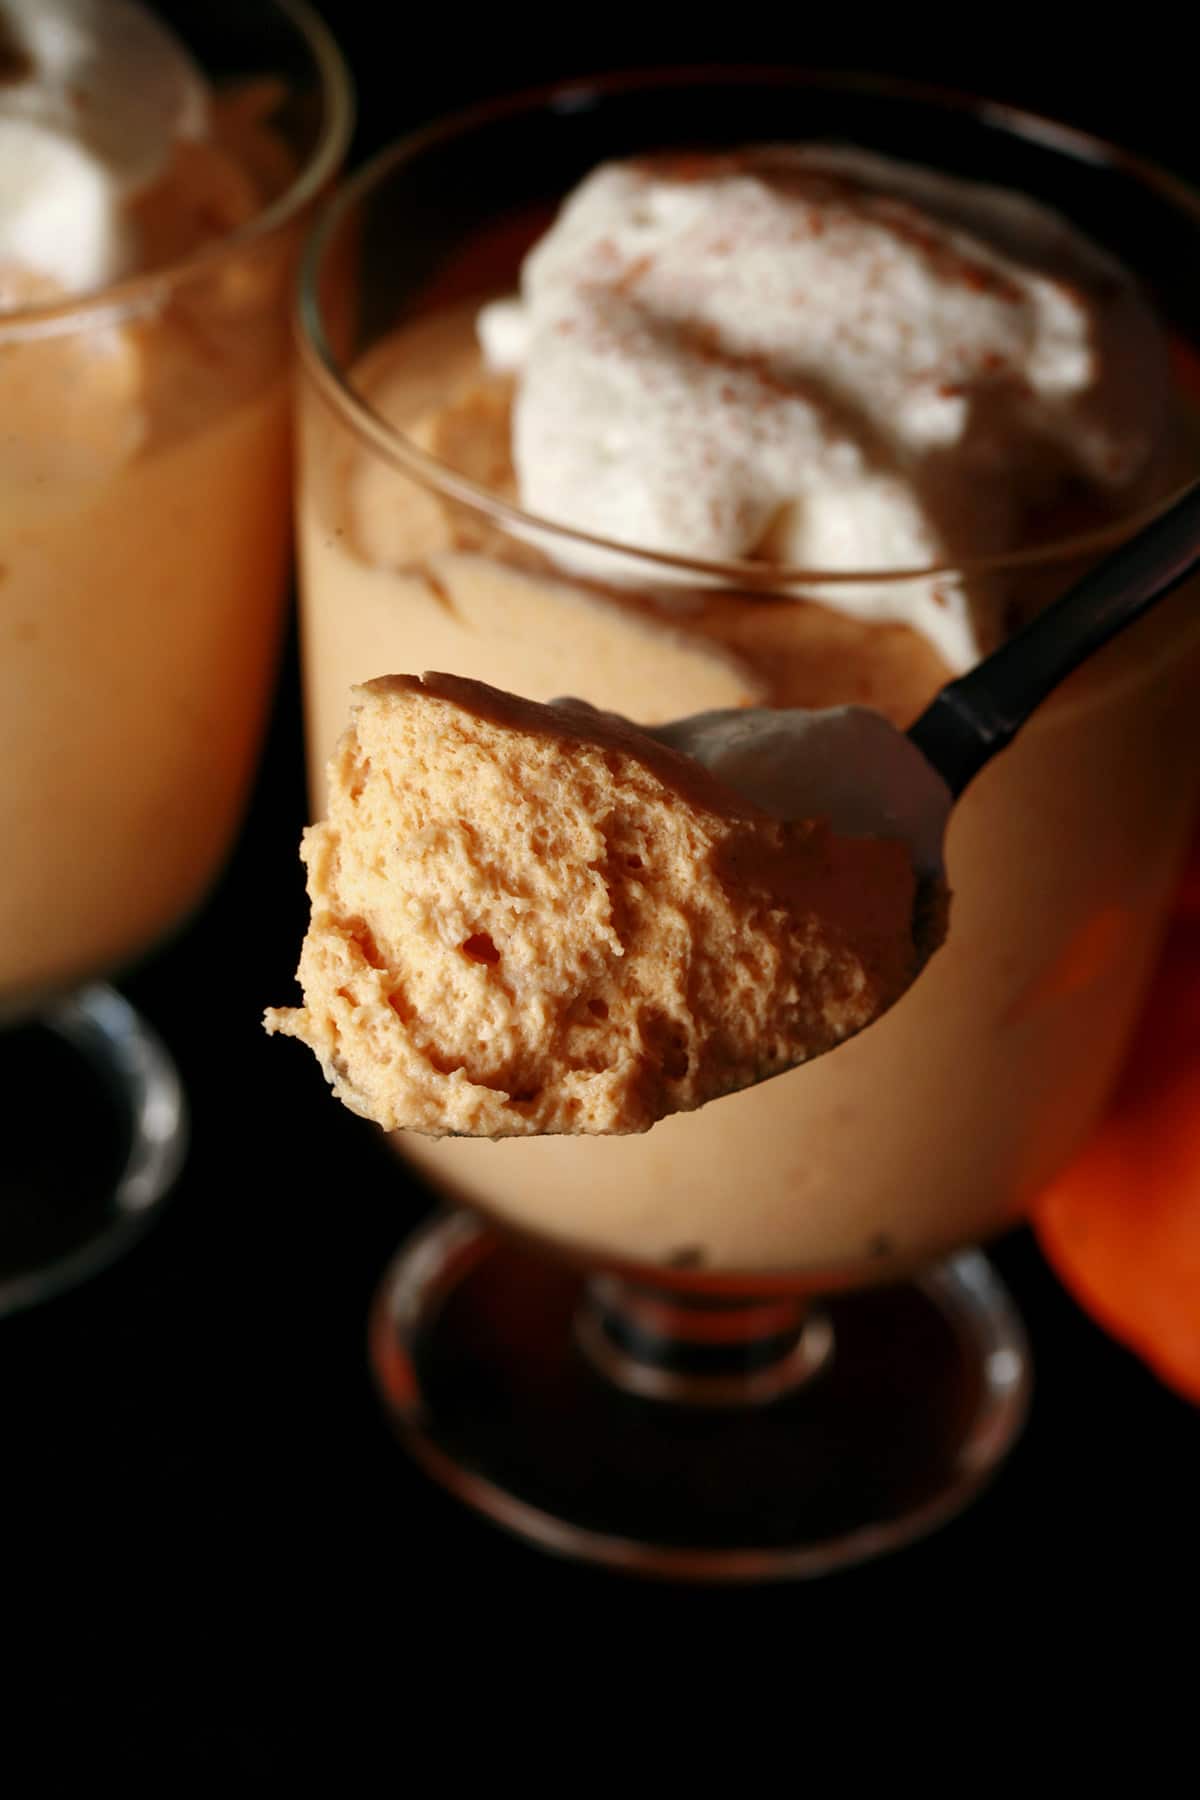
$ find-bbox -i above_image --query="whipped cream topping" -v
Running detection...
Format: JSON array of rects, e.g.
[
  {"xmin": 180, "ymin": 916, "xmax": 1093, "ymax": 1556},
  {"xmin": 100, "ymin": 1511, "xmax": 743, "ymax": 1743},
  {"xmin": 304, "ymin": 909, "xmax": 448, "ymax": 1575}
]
[
  {"xmin": 0, "ymin": 0, "xmax": 209, "ymax": 297},
  {"xmin": 480, "ymin": 148, "xmax": 1170, "ymax": 669},
  {"xmin": 651, "ymin": 703, "xmax": 952, "ymax": 877}
]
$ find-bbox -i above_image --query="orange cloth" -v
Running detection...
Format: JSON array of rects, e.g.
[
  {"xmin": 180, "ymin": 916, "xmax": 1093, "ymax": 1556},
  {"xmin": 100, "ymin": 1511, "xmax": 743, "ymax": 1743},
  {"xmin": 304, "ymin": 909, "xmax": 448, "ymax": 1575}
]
[{"xmin": 1035, "ymin": 835, "xmax": 1200, "ymax": 1403}]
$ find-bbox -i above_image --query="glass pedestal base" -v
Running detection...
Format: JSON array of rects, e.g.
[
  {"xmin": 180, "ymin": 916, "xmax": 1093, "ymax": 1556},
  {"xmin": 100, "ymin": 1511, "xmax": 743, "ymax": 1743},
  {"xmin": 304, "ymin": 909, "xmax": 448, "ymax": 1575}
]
[
  {"xmin": 0, "ymin": 985, "xmax": 187, "ymax": 1317},
  {"xmin": 370, "ymin": 1211, "xmax": 1032, "ymax": 1582}
]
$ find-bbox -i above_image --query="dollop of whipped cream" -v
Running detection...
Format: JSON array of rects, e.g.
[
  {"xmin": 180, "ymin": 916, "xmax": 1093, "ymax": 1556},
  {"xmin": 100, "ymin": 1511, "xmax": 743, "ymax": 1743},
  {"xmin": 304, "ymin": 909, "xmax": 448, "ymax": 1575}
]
[
  {"xmin": 479, "ymin": 148, "xmax": 1171, "ymax": 670},
  {"xmin": 0, "ymin": 0, "xmax": 209, "ymax": 297},
  {"xmin": 651, "ymin": 704, "xmax": 952, "ymax": 877}
]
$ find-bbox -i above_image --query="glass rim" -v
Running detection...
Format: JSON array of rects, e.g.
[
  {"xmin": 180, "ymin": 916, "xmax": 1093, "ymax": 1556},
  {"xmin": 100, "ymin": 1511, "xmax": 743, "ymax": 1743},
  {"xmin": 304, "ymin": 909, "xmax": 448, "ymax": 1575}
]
[
  {"xmin": 296, "ymin": 64, "xmax": 1200, "ymax": 588},
  {"xmin": 0, "ymin": 0, "xmax": 354, "ymax": 336}
]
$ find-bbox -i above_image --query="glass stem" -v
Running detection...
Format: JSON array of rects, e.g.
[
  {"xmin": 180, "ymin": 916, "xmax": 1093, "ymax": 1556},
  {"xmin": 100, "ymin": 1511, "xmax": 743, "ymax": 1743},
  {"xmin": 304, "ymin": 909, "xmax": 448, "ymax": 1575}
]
[{"xmin": 576, "ymin": 1273, "xmax": 834, "ymax": 1407}]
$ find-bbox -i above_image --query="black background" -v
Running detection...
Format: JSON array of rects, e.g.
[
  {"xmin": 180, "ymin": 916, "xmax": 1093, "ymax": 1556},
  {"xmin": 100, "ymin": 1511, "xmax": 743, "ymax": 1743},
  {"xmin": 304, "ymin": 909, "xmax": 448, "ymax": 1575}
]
[
  {"xmin": 5, "ymin": 2, "xmax": 1197, "ymax": 1769},
  {"xmin": 325, "ymin": 3, "xmax": 1200, "ymax": 177}
]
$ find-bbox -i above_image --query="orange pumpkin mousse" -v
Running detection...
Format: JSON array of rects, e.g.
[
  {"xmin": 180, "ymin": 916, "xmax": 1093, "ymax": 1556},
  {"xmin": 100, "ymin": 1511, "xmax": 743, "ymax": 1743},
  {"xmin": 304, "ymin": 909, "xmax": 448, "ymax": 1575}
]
[{"xmin": 266, "ymin": 673, "xmax": 937, "ymax": 1136}]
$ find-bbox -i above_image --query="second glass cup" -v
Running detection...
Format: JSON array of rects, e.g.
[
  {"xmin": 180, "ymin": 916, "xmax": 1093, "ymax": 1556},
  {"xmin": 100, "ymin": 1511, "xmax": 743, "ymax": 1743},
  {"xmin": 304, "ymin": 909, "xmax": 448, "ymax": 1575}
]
[
  {"xmin": 292, "ymin": 72, "xmax": 1200, "ymax": 1577},
  {"xmin": 0, "ymin": 0, "xmax": 352, "ymax": 1312}
]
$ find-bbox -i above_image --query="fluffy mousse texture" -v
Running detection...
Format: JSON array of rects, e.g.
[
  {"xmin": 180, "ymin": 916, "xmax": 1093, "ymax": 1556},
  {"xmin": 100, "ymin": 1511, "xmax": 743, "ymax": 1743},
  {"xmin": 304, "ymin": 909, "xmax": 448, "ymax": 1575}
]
[{"xmin": 266, "ymin": 674, "xmax": 935, "ymax": 1137}]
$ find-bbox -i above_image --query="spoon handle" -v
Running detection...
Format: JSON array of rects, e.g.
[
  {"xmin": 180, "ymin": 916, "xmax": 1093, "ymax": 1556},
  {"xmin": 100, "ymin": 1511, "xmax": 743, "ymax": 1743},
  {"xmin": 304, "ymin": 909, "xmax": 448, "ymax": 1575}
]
[{"xmin": 908, "ymin": 480, "xmax": 1200, "ymax": 796}]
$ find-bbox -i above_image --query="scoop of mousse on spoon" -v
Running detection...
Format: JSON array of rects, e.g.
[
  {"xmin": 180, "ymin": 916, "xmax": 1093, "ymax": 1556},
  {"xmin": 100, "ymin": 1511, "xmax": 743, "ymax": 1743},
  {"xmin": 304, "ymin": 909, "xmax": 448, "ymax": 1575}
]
[{"xmin": 267, "ymin": 479, "xmax": 1200, "ymax": 1138}]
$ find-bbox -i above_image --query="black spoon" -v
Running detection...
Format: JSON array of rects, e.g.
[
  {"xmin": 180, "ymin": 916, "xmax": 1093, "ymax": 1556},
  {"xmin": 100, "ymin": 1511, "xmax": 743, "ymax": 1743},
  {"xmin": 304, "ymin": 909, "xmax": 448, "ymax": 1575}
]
[
  {"xmin": 910, "ymin": 479, "xmax": 1200, "ymax": 797},
  {"xmin": 654, "ymin": 480, "xmax": 1200, "ymax": 879}
]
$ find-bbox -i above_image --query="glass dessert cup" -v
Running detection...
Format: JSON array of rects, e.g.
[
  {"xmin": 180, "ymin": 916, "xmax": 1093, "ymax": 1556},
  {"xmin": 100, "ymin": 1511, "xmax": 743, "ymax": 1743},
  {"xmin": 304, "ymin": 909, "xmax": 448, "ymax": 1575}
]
[
  {"xmin": 0, "ymin": 1, "xmax": 352, "ymax": 1316},
  {"xmin": 294, "ymin": 72, "xmax": 1200, "ymax": 1578}
]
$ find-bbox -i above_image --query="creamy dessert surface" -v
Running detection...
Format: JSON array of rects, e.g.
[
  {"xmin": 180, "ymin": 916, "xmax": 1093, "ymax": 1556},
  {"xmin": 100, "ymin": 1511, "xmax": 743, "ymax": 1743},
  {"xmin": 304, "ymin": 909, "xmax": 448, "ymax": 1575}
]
[
  {"xmin": 303, "ymin": 299, "xmax": 954, "ymax": 802},
  {"xmin": 328, "ymin": 214, "xmax": 1179, "ymax": 763},
  {"xmin": 0, "ymin": 0, "xmax": 295, "ymax": 305},
  {"xmin": 1, "ymin": 1, "xmax": 302, "ymax": 478},
  {"xmin": 2, "ymin": 70, "xmax": 299, "ymax": 483},
  {"xmin": 267, "ymin": 673, "xmax": 935, "ymax": 1137},
  {"xmin": 477, "ymin": 147, "xmax": 1173, "ymax": 668}
]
